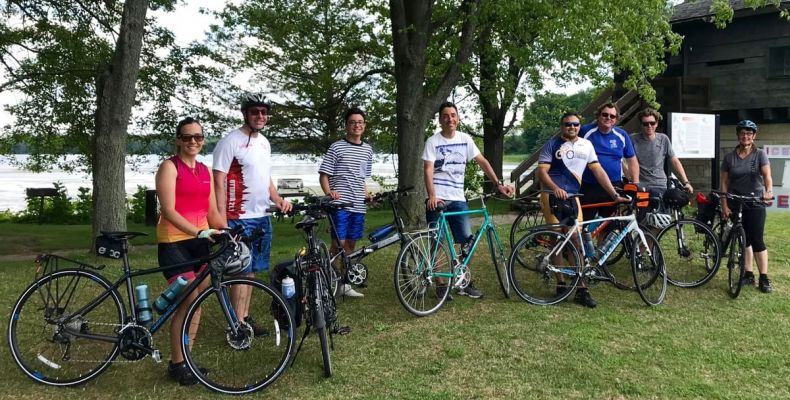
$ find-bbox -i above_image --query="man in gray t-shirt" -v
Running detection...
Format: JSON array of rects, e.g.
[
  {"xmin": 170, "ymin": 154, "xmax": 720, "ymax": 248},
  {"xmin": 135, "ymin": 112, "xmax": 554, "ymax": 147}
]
[{"xmin": 631, "ymin": 108, "xmax": 693, "ymax": 196}]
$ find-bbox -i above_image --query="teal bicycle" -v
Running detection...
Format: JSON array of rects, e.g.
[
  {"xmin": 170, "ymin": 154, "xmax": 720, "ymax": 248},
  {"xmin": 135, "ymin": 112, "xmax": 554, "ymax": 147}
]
[{"xmin": 393, "ymin": 193, "xmax": 510, "ymax": 317}]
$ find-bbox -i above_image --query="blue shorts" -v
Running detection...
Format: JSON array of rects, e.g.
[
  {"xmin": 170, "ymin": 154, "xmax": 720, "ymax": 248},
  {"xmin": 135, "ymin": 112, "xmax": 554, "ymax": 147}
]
[
  {"xmin": 329, "ymin": 210, "xmax": 365, "ymax": 241},
  {"xmin": 228, "ymin": 217, "xmax": 272, "ymax": 273}
]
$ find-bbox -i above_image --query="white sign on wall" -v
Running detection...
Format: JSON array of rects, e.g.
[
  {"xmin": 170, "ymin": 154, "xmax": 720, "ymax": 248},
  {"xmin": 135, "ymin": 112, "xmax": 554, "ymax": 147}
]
[{"xmin": 669, "ymin": 112, "xmax": 717, "ymax": 159}]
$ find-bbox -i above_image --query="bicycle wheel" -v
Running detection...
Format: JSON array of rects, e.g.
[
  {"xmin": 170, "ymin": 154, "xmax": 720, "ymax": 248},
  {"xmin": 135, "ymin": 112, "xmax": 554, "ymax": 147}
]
[
  {"xmin": 8, "ymin": 269, "xmax": 125, "ymax": 386},
  {"xmin": 487, "ymin": 228, "xmax": 511, "ymax": 298},
  {"xmin": 507, "ymin": 229, "xmax": 581, "ymax": 305},
  {"xmin": 183, "ymin": 278, "xmax": 295, "ymax": 394},
  {"xmin": 509, "ymin": 208, "xmax": 544, "ymax": 250},
  {"xmin": 394, "ymin": 233, "xmax": 454, "ymax": 317},
  {"xmin": 318, "ymin": 240, "xmax": 339, "ymax": 297},
  {"xmin": 658, "ymin": 219, "xmax": 721, "ymax": 288},
  {"xmin": 630, "ymin": 231, "xmax": 667, "ymax": 306},
  {"xmin": 604, "ymin": 239, "xmax": 636, "ymax": 290},
  {"xmin": 727, "ymin": 225, "xmax": 747, "ymax": 299},
  {"xmin": 314, "ymin": 267, "xmax": 335, "ymax": 378}
]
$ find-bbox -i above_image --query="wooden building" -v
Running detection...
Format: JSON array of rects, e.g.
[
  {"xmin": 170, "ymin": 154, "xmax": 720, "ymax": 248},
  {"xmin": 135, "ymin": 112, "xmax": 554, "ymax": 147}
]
[
  {"xmin": 510, "ymin": 1, "xmax": 790, "ymax": 195},
  {"xmin": 661, "ymin": 0, "xmax": 790, "ymax": 190}
]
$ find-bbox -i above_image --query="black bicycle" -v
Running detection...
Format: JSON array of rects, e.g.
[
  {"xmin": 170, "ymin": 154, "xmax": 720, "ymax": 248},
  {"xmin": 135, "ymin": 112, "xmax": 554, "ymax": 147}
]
[
  {"xmin": 326, "ymin": 186, "xmax": 414, "ymax": 288},
  {"xmin": 7, "ymin": 228, "xmax": 295, "ymax": 394},
  {"xmin": 274, "ymin": 197, "xmax": 353, "ymax": 378}
]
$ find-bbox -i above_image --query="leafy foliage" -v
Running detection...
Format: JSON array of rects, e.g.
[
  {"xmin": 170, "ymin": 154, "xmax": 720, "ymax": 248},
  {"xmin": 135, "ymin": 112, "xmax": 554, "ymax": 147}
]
[{"xmin": 210, "ymin": 0, "xmax": 393, "ymax": 156}]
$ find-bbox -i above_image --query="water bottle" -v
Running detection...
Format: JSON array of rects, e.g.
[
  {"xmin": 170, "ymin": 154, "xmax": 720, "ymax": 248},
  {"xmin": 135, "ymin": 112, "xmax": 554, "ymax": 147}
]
[
  {"xmin": 153, "ymin": 276, "xmax": 188, "ymax": 314},
  {"xmin": 368, "ymin": 223, "xmax": 395, "ymax": 243},
  {"xmin": 281, "ymin": 276, "xmax": 297, "ymax": 319},
  {"xmin": 586, "ymin": 220, "xmax": 601, "ymax": 234},
  {"xmin": 600, "ymin": 228, "xmax": 621, "ymax": 255},
  {"xmin": 281, "ymin": 276, "xmax": 296, "ymax": 298},
  {"xmin": 134, "ymin": 284, "xmax": 153, "ymax": 327},
  {"xmin": 582, "ymin": 231, "xmax": 596, "ymax": 258}
]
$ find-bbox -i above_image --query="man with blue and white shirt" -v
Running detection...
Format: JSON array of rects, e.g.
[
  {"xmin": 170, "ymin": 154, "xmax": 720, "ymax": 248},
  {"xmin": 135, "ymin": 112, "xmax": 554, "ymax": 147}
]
[
  {"xmin": 579, "ymin": 102, "xmax": 639, "ymax": 221},
  {"xmin": 423, "ymin": 101, "xmax": 514, "ymax": 299},
  {"xmin": 537, "ymin": 112, "xmax": 623, "ymax": 308},
  {"xmin": 319, "ymin": 107, "xmax": 373, "ymax": 298}
]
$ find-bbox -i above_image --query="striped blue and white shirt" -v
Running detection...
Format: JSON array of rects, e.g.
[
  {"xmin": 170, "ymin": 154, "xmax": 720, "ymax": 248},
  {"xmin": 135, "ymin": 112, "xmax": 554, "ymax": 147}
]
[{"xmin": 318, "ymin": 139, "xmax": 373, "ymax": 214}]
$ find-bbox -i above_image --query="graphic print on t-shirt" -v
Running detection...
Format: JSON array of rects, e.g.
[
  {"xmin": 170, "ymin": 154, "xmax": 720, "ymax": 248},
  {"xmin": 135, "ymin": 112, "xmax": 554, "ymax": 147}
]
[
  {"xmin": 434, "ymin": 143, "xmax": 467, "ymax": 179},
  {"xmin": 226, "ymin": 158, "xmax": 247, "ymax": 219}
]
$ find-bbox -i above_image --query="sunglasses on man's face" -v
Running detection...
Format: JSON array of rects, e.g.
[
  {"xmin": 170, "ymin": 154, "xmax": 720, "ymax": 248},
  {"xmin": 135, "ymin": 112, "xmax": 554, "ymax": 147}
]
[
  {"xmin": 600, "ymin": 112, "xmax": 617, "ymax": 119},
  {"xmin": 642, "ymin": 121, "xmax": 657, "ymax": 127},
  {"xmin": 562, "ymin": 122, "xmax": 580, "ymax": 127}
]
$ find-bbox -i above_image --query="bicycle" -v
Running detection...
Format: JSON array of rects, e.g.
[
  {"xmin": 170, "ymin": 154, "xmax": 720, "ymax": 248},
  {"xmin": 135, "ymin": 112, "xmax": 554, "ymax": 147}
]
[
  {"xmin": 276, "ymin": 197, "xmax": 353, "ymax": 378},
  {"xmin": 509, "ymin": 196, "xmax": 544, "ymax": 250},
  {"xmin": 7, "ymin": 228, "xmax": 295, "ymax": 394},
  {"xmin": 707, "ymin": 191, "xmax": 767, "ymax": 298},
  {"xmin": 393, "ymin": 192, "xmax": 511, "ymax": 317},
  {"xmin": 325, "ymin": 186, "xmax": 415, "ymax": 288},
  {"xmin": 653, "ymin": 182, "xmax": 721, "ymax": 288},
  {"xmin": 507, "ymin": 191, "xmax": 667, "ymax": 306}
]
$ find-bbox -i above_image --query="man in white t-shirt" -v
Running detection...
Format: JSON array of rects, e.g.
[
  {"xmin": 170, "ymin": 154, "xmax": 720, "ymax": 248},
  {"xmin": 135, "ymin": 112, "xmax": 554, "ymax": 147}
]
[
  {"xmin": 213, "ymin": 92, "xmax": 292, "ymax": 335},
  {"xmin": 423, "ymin": 101, "xmax": 514, "ymax": 299}
]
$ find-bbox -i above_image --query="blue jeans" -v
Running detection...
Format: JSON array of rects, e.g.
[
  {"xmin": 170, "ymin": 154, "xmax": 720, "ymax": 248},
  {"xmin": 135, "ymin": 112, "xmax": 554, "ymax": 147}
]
[
  {"xmin": 228, "ymin": 217, "xmax": 272, "ymax": 273},
  {"xmin": 426, "ymin": 200, "xmax": 472, "ymax": 244}
]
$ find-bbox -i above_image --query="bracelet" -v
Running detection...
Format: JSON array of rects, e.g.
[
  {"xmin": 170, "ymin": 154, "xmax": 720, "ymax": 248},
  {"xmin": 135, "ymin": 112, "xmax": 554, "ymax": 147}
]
[{"xmin": 497, "ymin": 180, "xmax": 504, "ymax": 186}]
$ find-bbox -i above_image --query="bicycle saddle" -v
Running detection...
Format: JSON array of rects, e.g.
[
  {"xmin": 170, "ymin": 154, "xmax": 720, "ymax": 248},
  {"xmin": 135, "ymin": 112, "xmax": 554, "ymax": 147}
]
[{"xmin": 99, "ymin": 231, "xmax": 148, "ymax": 241}]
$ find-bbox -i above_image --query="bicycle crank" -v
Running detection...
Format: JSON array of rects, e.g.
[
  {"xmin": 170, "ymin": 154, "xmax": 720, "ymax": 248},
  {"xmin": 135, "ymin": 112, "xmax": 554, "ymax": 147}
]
[{"xmin": 346, "ymin": 263, "xmax": 368, "ymax": 286}]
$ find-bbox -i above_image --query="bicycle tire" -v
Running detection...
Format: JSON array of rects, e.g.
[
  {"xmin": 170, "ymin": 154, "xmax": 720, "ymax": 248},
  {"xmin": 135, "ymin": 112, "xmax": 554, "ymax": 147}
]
[
  {"xmin": 182, "ymin": 278, "xmax": 295, "ymax": 395},
  {"xmin": 394, "ymin": 233, "xmax": 454, "ymax": 317},
  {"xmin": 316, "ymin": 267, "xmax": 334, "ymax": 378},
  {"xmin": 487, "ymin": 227, "xmax": 510, "ymax": 298},
  {"xmin": 509, "ymin": 208, "xmax": 544, "ymax": 251},
  {"xmin": 658, "ymin": 219, "xmax": 721, "ymax": 288},
  {"xmin": 727, "ymin": 225, "xmax": 747, "ymax": 299},
  {"xmin": 8, "ymin": 269, "xmax": 125, "ymax": 386},
  {"xmin": 605, "ymin": 238, "xmax": 636, "ymax": 291},
  {"xmin": 507, "ymin": 229, "xmax": 581, "ymax": 305},
  {"xmin": 318, "ymin": 240, "xmax": 339, "ymax": 297},
  {"xmin": 630, "ymin": 232, "xmax": 667, "ymax": 306}
]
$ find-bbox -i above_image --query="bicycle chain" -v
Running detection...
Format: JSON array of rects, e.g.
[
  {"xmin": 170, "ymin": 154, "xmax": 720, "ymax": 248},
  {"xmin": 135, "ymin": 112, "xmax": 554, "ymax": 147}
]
[{"xmin": 49, "ymin": 321, "xmax": 156, "ymax": 364}]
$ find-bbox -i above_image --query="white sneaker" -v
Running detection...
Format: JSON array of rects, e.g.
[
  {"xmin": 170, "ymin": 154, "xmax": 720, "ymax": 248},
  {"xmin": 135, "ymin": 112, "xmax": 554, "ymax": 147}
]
[{"xmin": 339, "ymin": 284, "xmax": 364, "ymax": 298}]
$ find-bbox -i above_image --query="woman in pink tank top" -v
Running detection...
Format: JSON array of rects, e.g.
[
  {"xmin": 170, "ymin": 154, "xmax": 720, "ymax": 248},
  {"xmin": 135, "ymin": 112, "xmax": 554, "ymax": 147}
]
[{"xmin": 155, "ymin": 117, "xmax": 226, "ymax": 385}]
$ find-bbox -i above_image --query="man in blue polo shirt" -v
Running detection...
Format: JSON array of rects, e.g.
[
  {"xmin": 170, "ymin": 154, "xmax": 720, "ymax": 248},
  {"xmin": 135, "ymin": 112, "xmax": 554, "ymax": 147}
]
[{"xmin": 580, "ymin": 102, "xmax": 639, "ymax": 221}]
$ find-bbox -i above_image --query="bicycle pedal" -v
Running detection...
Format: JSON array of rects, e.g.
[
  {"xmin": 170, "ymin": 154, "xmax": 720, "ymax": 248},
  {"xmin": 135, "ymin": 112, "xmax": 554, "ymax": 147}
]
[
  {"xmin": 151, "ymin": 350, "xmax": 162, "ymax": 363},
  {"xmin": 334, "ymin": 325, "xmax": 352, "ymax": 335}
]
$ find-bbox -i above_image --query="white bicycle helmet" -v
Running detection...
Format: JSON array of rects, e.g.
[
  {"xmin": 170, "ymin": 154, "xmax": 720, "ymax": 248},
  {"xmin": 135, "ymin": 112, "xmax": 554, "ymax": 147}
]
[
  {"xmin": 210, "ymin": 240, "xmax": 251, "ymax": 276},
  {"xmin": 645, "ymin": 212, "xmax": 672, "ymax": 229}
]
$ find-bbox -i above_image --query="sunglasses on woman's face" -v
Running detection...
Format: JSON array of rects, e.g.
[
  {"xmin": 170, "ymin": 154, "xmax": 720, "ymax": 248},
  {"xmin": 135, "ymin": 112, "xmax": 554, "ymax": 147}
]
[{"xmin": 178, "ymin": 134, "xmax": 205, "ymax": 143}]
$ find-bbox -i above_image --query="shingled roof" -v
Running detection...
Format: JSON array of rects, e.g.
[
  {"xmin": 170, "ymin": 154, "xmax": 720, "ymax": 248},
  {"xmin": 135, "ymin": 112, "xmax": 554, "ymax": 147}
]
[{"xmin": 671, "ymin": 0, "xmax": 790, "ymax": 23}]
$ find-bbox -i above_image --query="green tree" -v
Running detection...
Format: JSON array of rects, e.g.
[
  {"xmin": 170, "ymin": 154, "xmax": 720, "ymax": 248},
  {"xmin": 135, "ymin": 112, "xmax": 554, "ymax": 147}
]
[
  {"xmin": 0, "ymin": 1, "xmax": 236, "ymax": 235},
  {"xmin": 468, "ymin": 0, "xmax": 682, "ymax": 192},
  {"xmin": 389, "ymin": 0, "xmax": 480, "ymax": 227},
  {"xmin": 210, "ymin": 0, "xmax": 393, "ymax": 156}
]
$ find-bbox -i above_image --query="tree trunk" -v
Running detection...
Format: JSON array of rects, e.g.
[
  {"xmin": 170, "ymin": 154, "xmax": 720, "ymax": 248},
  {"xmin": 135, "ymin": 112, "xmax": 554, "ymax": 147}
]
[
  {"xmin": 389, "ymin": 0, "xmax": 480, "ymax": 228},
  {"xmin": 92, "ymin": 0, "xmax": 149, "ymax": 238}
]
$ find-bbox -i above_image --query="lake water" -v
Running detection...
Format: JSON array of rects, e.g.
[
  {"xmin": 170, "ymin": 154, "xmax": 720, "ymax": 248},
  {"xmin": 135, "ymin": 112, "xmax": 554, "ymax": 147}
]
[{"xmin": 0, "ymin": 154, "xmax": 519, "ymax": 212}]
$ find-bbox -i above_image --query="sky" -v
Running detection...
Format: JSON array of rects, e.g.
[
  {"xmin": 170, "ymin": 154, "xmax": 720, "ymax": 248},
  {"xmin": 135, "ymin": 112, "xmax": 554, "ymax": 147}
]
[{"xmin": 0, "ymin": 2, "xmax": 590, "ymax": 130}]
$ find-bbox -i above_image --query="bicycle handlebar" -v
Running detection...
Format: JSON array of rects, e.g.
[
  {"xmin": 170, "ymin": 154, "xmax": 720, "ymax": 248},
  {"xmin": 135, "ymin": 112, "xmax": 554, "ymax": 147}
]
[
  {"xmin": 267, "ymin": 196, "xmax": 353, "ymax": 216},
  {"xmin": 712, "ymin": 190, "xmax": 771, "ymax": 203}
]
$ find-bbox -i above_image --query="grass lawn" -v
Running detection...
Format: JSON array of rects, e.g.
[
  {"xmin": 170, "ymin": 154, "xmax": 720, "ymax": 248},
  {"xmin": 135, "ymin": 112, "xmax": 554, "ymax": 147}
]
[{"xmin": 1, "ymin": 209, "xmax": 789, "ymax": 399}]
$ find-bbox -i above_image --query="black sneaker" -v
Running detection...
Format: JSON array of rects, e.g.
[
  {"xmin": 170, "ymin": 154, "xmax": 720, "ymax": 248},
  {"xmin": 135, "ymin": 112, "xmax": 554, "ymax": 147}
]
[
  {"xmin": 436, "ymin": 285, "xmax": 453, "ymax": 301},
  {"xmin": 742, "ymin": 272, "xmax": 755, "ymax": 286},
  {"xmin": 573, "ymin": 289, "xmax": 597, "ymax": 308},
  {"xmin": 758, "ymin": 275, "xmax": 773, "ymax": 293},
  {"xmin": 457, "ymin": 281, "xmax": 483, "ymax": 299},
  {"xmin": 244, "ymin": 316, "xmax": 269, "ymax": 337},
  {"xmin": 168, "ymin": 361, "xmax": 202, "ymax": 385}
]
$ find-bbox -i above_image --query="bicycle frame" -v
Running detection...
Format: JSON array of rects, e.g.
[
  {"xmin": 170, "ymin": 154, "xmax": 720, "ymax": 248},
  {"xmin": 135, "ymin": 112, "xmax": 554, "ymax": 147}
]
[
  {"xmin": 425, "ymin": 195, "xmax": 505, "ymax": 280},
  {"xmin": 51, "ymin": 239, "xmax": 246, "ymax": 347}
]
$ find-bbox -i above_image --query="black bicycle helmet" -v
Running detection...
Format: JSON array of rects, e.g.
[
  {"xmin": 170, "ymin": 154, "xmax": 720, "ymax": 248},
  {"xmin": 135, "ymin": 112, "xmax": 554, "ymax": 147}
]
[
  {"xmin": 240, "ymin": 92, "xmax": 272, "ymax": 113},
  {"xmin": 736, "ymin": 119, "xmax": 757, "ymax": 133}
]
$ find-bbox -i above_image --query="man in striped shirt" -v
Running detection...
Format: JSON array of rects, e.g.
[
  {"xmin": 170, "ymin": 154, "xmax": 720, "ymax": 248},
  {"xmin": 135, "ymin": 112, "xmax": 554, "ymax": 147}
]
[
  {"xmin": 319, "ymin": 107, "xmax": 374, "ymax": 298},
  {"xmin": 423, "ymin": 101, "xmax": 514, "ymax": 299}
]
